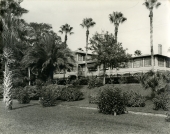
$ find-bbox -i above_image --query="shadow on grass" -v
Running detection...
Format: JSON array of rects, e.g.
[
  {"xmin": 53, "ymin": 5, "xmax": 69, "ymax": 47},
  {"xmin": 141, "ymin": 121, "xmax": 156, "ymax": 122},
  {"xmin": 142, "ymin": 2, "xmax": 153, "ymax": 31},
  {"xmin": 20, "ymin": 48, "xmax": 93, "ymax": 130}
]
[{"xmin": 12, "ymin": 103, "xmax": 40, "ymax": 110}]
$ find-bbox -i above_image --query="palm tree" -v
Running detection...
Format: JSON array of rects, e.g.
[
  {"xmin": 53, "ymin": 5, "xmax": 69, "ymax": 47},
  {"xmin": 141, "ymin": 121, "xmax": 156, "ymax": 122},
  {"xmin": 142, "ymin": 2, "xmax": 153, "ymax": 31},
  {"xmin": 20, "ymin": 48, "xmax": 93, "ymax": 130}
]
[
  {"xmin": 59, "ymin": 24, "xmax": 74, "ymax": 78},
  {"xmin": 80, "ymin": 18, "xmax": 96, "ymax": 77},
  {"xmin": 22, "ymin": 32, "xmax": 75, "ymax": 81},
  {"xmin": 143, "ymin": 0, "xmax": 161, "ymax": 70},
  {"xmin": 109, "ymin": 12, "xmax": 127, "ymax": 43},
  {"xmin": 59, "ymin": 24, "xmax": 74, "ymax": 45},
  {"xmin": 134, "ymin": 50, "xmax": 142, "ymax": 56}
]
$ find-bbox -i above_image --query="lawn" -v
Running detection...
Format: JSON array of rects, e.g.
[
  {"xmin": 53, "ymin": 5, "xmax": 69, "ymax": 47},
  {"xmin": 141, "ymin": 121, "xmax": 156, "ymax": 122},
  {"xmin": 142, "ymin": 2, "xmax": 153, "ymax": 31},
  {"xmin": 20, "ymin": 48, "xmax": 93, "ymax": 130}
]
[{"xmin": 0, "ymin": 100, "xmax": 169, "ymax": 134}]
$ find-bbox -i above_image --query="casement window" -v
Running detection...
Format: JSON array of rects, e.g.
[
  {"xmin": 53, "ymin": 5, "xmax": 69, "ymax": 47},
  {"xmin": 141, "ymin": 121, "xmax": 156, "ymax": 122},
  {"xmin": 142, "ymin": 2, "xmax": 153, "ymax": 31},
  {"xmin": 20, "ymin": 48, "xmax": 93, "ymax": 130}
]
[
  {"xmin": 144, "ymin": 57, "xmax": 151, "ymax": 67},
  {"xmin": 158, "ymin": 57, "xmax": 164, "ymax": 67},
  {"xmin": 133, "ymin": 59, "xmax": 143, "ymax": 68}
]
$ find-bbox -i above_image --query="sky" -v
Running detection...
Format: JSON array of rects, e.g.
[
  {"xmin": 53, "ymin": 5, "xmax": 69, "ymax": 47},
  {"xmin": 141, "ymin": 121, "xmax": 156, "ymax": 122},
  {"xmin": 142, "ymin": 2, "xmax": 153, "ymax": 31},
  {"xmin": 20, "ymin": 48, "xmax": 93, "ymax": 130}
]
[{"xmin": 21, "ymin": 0, "xmax": 170, "ymax": 56}]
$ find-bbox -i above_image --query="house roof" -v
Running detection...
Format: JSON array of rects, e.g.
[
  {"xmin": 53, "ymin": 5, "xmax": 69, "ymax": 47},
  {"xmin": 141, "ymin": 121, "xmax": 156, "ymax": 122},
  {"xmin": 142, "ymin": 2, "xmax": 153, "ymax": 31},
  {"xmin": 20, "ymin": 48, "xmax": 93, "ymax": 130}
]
[{"xmin": 132, "ymin": 54, "xmax": 170, "ymax": 59}]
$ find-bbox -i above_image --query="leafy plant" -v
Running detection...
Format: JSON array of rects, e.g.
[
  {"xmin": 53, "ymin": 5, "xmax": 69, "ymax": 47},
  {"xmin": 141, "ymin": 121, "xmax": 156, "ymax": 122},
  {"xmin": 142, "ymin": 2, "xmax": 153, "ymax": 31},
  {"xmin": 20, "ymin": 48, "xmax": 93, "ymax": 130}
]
[
  {"xmin": 15, "ymin": 86, "xmax": 31, "ymax": 104},
  {"xmin": 152, "ymin": 92, "xmax": 169, "ymax": 111},
  {"xmin": 124, "ymin": 91, "xmax": 146, "ymax": 107},
  {"xmin": 165, "ymin": 112, "xmax": 170, "ymax": 122},
  {"xmin": 98, "ymin": 86, "xmax": 127, "ymax": 115},
  {"xmin": 88, "ymin": 77, "xmax": 103, "ymax": 89},
  {"xmin": 79, "ymin": 77, "xmax": 89, "ymax": 85},
  {"xmin": 89, "ymin": 92, "xmax": 100, "ymax": 104},
  {"xmin": 39, "ymin": 85, "xmax": 61, "ymax": 107},
  {"xmin": 60, "ymin": 87, "xmax": 83, "ymax": 101}
]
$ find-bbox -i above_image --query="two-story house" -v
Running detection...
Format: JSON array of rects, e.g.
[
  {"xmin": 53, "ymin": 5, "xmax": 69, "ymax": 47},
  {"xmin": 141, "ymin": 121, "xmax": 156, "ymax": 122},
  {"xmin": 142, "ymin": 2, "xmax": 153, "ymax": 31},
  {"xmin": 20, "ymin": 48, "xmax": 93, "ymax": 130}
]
[{"xmin": 54, "ymin": 45, "xmax": 170, "ymax": 79}]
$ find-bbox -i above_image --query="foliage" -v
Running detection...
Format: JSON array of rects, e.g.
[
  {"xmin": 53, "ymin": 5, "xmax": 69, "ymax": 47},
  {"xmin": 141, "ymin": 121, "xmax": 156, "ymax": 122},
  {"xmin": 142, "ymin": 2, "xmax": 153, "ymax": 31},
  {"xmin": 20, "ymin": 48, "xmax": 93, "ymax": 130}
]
[
  {"xmin": 134, "ymin": 50, "xmax": 142, "ymax": 56},
  {"xmin": 0, "ymin": 85, "xmax": 3, "ymax": 99},
  {"xmin": 89, "ymin": 31, "xmax": 131, "ymax": 84},
  {"xmin": 165, "ymin": 112, "xmax": 170, "ymax": 122},
  {"xmin": 98, "ymin": 86, "xmax": 127, "ymax": 115},
  {"xmin": 70, "ymin": 79, "xmax": 80, "ymax": 86},
  {"xmin": 89, "ymin": 92, "xmax": 100, "ymax": 104},
  {"xmin": 60, "ymin": 87, "xmax": 83, "ymax": 101},
  {"xmin": 15, "ymin": 86, "xmax": 30, "ymax": 104},
  {"xmin": 152, "ymin": 92, "xmax": 169, "ymax": 111},
  {"xmin": 79, "ymin": 77, "xmax": 89, "ymax": 85},
  {"xmin": 109, "ymin": 11, "xmax": 127, "ymax": 42},
  {"xmin": 123, "ymin": 91, "xmax": 146, "ymax": 107},
  {"xmin": 135, "ymin": 71, "xmax": 170, "ymax": 98},
  {"xmin": 59, "ymin": 23, "xmax": 74, "ymax": 44},
  {"xmin": 39, "ymin": 84, "xmax": 62, "ymax": 107},
  {"xmin": 88, "ymin": 77, "xmax": 103, "ymax": 89}
]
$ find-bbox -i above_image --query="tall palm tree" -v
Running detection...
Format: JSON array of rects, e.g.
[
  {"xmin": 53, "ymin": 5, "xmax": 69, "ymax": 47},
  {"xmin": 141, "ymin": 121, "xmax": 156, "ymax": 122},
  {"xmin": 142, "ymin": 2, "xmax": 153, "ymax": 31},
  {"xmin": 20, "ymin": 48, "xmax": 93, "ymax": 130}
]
[
  {"xmin": 59, "ymin": 24, "xmax": 74, "ymax": 78},
  {"xmin": 134, "ymin": 50, "xmax": 142, "ymax": 56},
  {"xmin": 143, "ymin": 0, "xmax": 161, "ymax": 70},
  {"xmin": 59, "ymin": 24, "xmax": 74, "ymax": 45},
  {"xmin": 109, "ymin": 12, "xmax": 127, "ymax": 43},
  {"xmin": 80, "ymin": 18, "xmax": 96, "ymax": 77}
]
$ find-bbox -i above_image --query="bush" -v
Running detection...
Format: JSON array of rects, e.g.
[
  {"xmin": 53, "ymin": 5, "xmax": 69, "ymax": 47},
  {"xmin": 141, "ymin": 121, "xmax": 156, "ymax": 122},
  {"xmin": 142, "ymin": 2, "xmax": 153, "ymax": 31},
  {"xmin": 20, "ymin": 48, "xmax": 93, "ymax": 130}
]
[
  {"xmin": 39, "ymin": 84, "xmax": 62, "ymax": 107},
  {"xmin": 89, "ymin": 92, "xmax": 100, "ymax": 104},
  {"xmin": 0, "ymin": 85, "xmax": 3, "ymax": 99},
  {"xmin": 79, "ymin": 77, "xmax": 89, "ymax": 85},
  {"xmin": 60, "ymin": 87, "xmax": 83, "ymax": 101},
  {"xmin": 152, "ymin": 92, "xmax": 169, "ymax": 111},
  {"xmin": 124, "ymin": 91, "xmax": 146, "ymax": 107},
  {"xmin": 98, "ymin": 86, "xmax": 127, "ymax": 115},
  {"xmin": 15, "ymin": 86, "xmax": 31, "ymax": 104},
  {"xmin": 165, "ymin": 112, "xmax": 170, "ymax": 122},
  {"xmin": 70, "ymin": 79, "xmax": 80, "ymax": 86},
  {"xmin": 88, "ymin": 77, "xmax": 103, "ymax": 89}
]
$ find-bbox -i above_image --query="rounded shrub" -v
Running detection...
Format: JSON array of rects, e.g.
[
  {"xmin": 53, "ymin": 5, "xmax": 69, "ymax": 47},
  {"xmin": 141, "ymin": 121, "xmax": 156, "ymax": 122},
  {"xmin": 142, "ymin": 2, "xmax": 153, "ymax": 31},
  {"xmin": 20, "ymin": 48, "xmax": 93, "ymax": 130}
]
[
  {"xmin": 98, "ymin": 86, "xmax": 127, "ymax": 115},
  {"xmin": 15, "ymin": 86, "xmax": 31, "ymax": 104},
  {"xmin": 39, "ymin": 84, "xmax": 62, "ymax": 107},
  {"xmin": 152, "ymin": 92, "xmax": 169, "ymax": 111}
]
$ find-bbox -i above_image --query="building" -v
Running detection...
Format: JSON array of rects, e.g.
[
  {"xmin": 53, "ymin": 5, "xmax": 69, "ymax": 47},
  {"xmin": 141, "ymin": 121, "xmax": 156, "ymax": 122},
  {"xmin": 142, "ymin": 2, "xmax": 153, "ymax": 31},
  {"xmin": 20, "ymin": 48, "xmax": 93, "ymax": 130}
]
[{"xmin": 54, "ymin": 45, "xmax": 170, "ymax": 79}]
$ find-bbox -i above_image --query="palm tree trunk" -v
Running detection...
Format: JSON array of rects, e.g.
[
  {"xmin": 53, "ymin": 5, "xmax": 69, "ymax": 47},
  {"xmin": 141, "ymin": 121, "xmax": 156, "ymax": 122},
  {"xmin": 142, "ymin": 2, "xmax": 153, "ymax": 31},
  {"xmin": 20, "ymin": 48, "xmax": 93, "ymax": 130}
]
[
  {"xmin": 103, "ymin": 63, "xmax": 106, "ymax": 85},
  {"xmin": 3, "ymin": 61, "xmax": 13, "ymax": 110},
  {"xmin": 85, "ymin": 30, "xmax": 89, "ymax": 77},
  {"xmin": 150, "ymin": 9, "xmax": 154, "ymax": 70},
  {"xmin": 63, "ymin": 34, "xmax": 67, "ymax": 79},
  {"xmin": 115, "ymin": 24, "xmax": 118, "ymax": 43},
  {"xmin": 28, "ymin": 67, "xmax": 31, "ymax": 86}
]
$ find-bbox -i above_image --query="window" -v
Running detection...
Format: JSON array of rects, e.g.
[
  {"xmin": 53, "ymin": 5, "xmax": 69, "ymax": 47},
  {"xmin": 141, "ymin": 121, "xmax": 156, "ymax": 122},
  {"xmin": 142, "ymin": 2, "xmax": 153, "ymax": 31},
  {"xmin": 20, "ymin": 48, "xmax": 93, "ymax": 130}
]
[
  {"xmin": 78, "ymin": 54, "xmax": 82, "ymax": 61},
  {"xmin": 133, "ymin": 59, "xmax": 143, "ymax": 68},
  {"xmin": 144, "ymin": 57, "xmax": 151, "ymax": 67},
  {"xmin": 166, "ymin": 59, "xmax": 170, "ymax": 68},
  {"xmin": 158, "ymin": 57, "xmax": 164, "ymax": 67},
  {"xmin": 128, "ymin": 61, "xmax": 132, "ymax": 68}
]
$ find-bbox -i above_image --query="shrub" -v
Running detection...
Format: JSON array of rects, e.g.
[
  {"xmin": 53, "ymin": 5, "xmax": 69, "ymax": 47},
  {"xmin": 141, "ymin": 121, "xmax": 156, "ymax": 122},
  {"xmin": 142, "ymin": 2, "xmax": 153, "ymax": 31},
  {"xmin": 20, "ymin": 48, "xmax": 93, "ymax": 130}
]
[
  {"xmin": 15, "ymin": 86, "xmax": 31, "ymax": 104},
  {"xmin": 79, "ymin": 77, "xmax": 89, "ymax": 85},
  {"xmin": 70, "ymin": 79, "xmax": 80, "ymax": 86},
  {"xmin": 152, "ymin": 92, "xmax": 169, "ymax": 111},
  {"xmin": 98, "ymin": 86, "xmax": 127, "ymax": 115},
  {"xmin": 88, "ymin": 77, "xmax": 103, "ymax": 89},
  {"xmin": 0, "ymin": 84, "xmax": 3, "ymax": 99},
  {"xmin": 89, "ymin": 92, "xmax": 100, "ymax": 104},
  {"xmin": 60, "ymin": 87, "xmax": 83, "ymax": 101},
  {"xmin": 165, "ymin": 112, "xmax": 170, "ymax": 122},
  {"xmin": 124, "ymin": 91, "xmax": 146, "ymax": 107},
  {"xmin": 39, "ymin": 84, "xmax": 62, "ymax": 107}
]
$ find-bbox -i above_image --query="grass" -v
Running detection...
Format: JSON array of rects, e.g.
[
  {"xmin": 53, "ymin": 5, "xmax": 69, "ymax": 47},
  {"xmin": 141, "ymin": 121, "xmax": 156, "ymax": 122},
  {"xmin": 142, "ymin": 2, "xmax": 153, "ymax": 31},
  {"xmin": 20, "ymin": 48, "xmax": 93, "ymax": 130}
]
[{"xmin": 0, "ymin": 100, "xmax": 169, "ymax": 134}]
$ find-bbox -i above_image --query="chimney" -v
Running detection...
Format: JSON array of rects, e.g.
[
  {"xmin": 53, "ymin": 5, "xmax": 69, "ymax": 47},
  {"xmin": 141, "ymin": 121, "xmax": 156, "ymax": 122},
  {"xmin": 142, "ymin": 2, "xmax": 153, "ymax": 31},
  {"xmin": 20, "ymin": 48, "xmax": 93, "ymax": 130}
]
[{"xmin": 158, "ymin": 44, "xmax": 162, "ymax": 55}]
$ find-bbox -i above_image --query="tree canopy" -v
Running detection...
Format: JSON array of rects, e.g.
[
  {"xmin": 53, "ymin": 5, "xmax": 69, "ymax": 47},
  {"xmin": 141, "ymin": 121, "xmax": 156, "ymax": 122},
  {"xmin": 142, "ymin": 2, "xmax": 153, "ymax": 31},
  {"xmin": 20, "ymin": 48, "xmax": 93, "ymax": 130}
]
[{"xmin": 89, "ymin": 31, "xmax": 131, "ymax": 84}]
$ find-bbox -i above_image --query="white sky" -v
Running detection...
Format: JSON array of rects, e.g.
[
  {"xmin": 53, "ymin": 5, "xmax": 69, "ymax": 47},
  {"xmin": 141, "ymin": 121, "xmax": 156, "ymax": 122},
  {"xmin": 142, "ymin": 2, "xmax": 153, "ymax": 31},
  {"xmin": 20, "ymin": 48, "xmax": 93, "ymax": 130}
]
[{"xmin": 21, "ymin": 0, "xmax": 170, "ymax": 56}]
